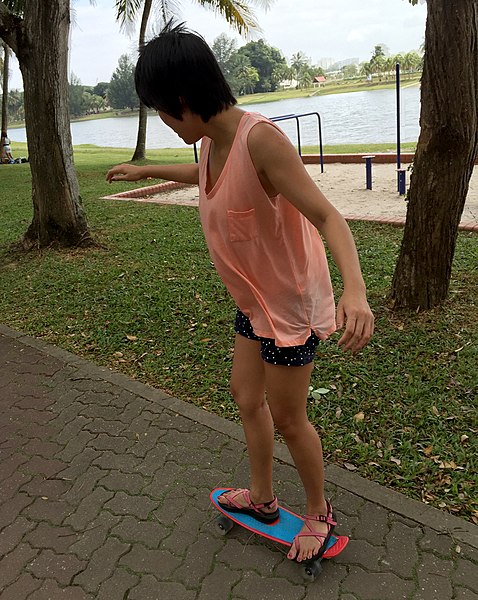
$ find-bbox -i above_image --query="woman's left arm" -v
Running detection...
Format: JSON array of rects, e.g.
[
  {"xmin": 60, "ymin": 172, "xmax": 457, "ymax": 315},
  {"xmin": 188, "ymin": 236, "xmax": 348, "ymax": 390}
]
[{"xmin": 248, "ymin": 123, "xmax": 374, "ymax": 353}]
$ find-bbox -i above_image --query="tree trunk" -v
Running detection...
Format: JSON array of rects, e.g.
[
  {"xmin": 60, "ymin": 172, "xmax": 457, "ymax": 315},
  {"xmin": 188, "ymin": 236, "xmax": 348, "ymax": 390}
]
[
  {"xmin": 390, "ymin": 0, "xmax": 478, "ymax": 309},
  {"xmin": 131, "ymin": 0, "xmax": 153, "ymax": 162},
  {"xmin": 3, "ymin": 0, "xmax": 93, "ymax": 248},
  {"xmin": 1, "ymin": 43, "xmax": 9, "ymax": 132}
]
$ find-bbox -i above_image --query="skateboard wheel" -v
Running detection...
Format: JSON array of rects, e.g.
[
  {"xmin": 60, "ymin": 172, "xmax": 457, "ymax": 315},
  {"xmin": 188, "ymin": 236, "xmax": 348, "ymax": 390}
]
[
  {"xmin": 215, "ymin": 515, "xmax": 234, "ymax": 535},
  {"xmin": 302, "ymin": 560, "xmax": 322, "ymax": 582}
]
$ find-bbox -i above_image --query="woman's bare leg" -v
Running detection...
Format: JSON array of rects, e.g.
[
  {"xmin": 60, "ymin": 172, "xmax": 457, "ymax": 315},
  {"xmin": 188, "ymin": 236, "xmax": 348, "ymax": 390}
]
[
  {"xmin": 221, "ymin": 334, "xmax": 275, "ymax": 504},
  {"xmin": 264, "ymin": 362, "xmax": 330, "ymax": 562}
]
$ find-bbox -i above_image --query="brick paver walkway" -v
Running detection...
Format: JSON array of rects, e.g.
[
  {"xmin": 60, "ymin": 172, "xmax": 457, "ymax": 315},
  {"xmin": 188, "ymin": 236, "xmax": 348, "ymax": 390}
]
[{"xmin": 1, "ymin": 324, "xmax": 477, "ymax": 599}]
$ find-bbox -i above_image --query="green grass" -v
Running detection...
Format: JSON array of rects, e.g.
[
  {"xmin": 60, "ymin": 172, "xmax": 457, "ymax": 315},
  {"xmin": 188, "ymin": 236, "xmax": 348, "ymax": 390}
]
[{"xmin": 1, "ymin": 144, "xmax": 476, "ymax": 523}]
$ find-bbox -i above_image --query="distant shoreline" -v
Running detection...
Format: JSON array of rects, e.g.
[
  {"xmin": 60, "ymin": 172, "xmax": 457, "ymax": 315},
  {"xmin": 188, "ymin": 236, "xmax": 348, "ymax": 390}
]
[{"xmin": 9, "ymin": 75, "xmax": 421, "ymax": 130}]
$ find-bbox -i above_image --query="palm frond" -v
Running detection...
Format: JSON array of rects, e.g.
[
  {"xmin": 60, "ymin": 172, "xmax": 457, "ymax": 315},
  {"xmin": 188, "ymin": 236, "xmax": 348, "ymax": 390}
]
[
  {"xmin": 194, "ymin": 0, "xmax": 263, "ymax": 36},
  {"xmin": 114, "ymin": 0, "xmax": 144, "ymax": 28}
]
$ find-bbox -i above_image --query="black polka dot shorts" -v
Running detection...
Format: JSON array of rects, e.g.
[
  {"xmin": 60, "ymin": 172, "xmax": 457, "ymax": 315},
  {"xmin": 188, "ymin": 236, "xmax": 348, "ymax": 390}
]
[{"xmin": 234, "ymin": 310, "xmax": 320, "ymax": 367}]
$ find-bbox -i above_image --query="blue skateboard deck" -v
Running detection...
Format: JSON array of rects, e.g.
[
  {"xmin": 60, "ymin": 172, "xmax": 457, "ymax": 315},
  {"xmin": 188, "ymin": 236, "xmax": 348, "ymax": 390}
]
[{"xmin": 211, "ymin": 487, "xmax": 348, "ymax": 559}]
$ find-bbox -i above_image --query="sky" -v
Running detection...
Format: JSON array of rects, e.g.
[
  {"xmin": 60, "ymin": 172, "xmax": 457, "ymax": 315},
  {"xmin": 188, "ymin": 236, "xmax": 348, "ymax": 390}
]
[{"xmin": 7, "ymin": 0, "xmax": 427, "ymax": 90}]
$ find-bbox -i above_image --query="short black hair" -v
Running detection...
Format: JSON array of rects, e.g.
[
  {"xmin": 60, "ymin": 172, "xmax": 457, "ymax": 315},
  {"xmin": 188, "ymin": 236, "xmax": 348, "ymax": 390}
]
[{"xmin": 135, "ymin": 21, "xmax": 237, "ymax": 122}]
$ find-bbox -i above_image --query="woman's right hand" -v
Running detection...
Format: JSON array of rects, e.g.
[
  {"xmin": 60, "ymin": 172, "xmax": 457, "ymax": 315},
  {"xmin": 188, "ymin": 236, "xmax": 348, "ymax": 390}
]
[{"xmin": 106, "ymin": 163, "xmax": 146, "ymax": 183}]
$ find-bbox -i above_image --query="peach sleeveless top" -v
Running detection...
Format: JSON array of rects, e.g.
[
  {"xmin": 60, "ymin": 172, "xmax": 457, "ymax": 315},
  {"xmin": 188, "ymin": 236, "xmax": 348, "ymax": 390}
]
[{"xmin": 198, "ymin": 112, "xmax": 336, "ymax": 347}]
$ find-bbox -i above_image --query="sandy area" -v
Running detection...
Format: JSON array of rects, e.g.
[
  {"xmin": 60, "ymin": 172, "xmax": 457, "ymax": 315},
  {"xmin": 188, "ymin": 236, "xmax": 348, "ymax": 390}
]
[{"xmin": 133, "ymin": 163, "xmax": 478, "ymax": 226}]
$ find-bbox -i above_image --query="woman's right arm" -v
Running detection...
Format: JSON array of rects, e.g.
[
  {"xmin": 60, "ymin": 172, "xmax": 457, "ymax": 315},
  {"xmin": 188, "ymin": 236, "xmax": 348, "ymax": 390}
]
[{"xmin": 106, "ymin": 162, "xmax": 199, "ymax": 184}]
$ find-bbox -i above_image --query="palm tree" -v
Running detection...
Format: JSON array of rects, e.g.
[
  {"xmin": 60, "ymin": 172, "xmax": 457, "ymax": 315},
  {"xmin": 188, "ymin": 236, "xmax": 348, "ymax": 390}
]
[{"xmin": 114, "ymin": 0, "xmax": 271, "ymax": 161}]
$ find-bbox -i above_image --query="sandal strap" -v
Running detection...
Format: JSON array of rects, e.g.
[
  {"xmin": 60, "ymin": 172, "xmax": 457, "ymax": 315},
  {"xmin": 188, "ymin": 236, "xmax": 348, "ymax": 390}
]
[
  {"xmin": 219, "ymin": 489, "xmax": 278, "ymax": 515},
  {"xmin": 304, "ymin": 514, "xmax": 337, "ymax": 526}
]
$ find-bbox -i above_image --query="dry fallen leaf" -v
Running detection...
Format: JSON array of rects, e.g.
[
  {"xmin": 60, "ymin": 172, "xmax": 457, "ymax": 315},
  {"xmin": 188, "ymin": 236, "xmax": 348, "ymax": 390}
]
[
  {"xmin": 354, "ymin": 411, "xmax": 365, "ymax": 422},
  {"xmin": 126, "ymin": 334, "xmax": 137, "ymax": 341},
  {"xmin": 344, "ymin": 463, "xmax": 358, "ymax": 471},
  {"xmin": 391, "ymin": 457, "xmax": 401, "ymax": 466}
]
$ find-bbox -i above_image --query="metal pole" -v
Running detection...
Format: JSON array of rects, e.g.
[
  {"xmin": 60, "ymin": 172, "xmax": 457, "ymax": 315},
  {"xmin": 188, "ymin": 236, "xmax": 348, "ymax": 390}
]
[
  {"xmin": 396, "ymin": 62, "xmax": 401, "ymax": 192},
  {"xmin": 363, "ymin": 155, "xmax": 375, "ymax": 190}
]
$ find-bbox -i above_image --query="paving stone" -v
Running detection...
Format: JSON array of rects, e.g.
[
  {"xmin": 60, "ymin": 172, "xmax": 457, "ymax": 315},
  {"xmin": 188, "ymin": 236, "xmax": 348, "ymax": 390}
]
[
  {"xmin": 335, "ymin": 538, "xmax": 385, "ymax": 570},
  {"xmin": 64, "ymin": 487, "xmax": 114, "ymax": 530},
  {"xmin": 28, "ymin": 578, "xmax": 93, "ymax": 599},
  {"xmin": 62, "ymin": 466, "xmax": 108, "ymax": 503},
  {"xmin": 197, "ymin": 563, "xmax": 242, "ymax": 600},
  {"xmin": 134, "ymin": 443, "xmax": 171, "ymax": 476},
  {"xmin": 161, "ymin": 523, "xmax": 201, "ymax": 556},
  {"xmin": 453, "ymin": 558, "xmax": 478, "ymax": 593},
  {"xmin": 24, "ymin": 497, "xmax": 74, "ymax": 526},
  {"xmin": 173, "ymin": 534, "xmax": 225, "ymax": 587},
  {"xmin": 84, "ymin": 417, "xmax": 127, "ymax": 436},
  {"xmin": 129, "ymin": 575, "xmax": 196, "ymax": 600},
  {"xmin": 25, "ymin": 522, "xmax": 80, "ymax": 553},
  {"xmin": 0, "ymin": 494, "xmax": 35, "ymax": 529},
  {"xmin": 0, "ymin": 516, "xmax": 35, "ymax": 556},
  {"xmin": 383, "ymin": 519, "xmax": 420, "ymax": 578},
  {"xmin": 303, "ymin": 563, "xmax": 348, "ymax": 598},
  {"xmin": 55, "ymin": 430, "xmax": 97, "ymax": 462},
  {"xmin": 342, "ymin": 566, "xmax": 416, "ymax": 599},
  {"xmin": 234, "ymin": 571, "xmax": 305, "ymax": 600},
  {"xmin": 143, "ymin": 461, "xmax": 187, "ymax": 498},
  {"xmin": 21, "ymin": 475, "xmax": 71, "ymax": 500},
  {"xmin": 55, "ymin": 447, "xmax": 102, "ymax": 481},
  {"xmin": 104, "ymin": 490, "xmax": 159, "ymax": 519},
  {"xmin": 69, "ymin": 512, "xmax": 121, "ymax": 559},
  {"xmin": 119, "ymin": 545, "xmax": 182, "ymax": 578},
  {"xmin": 23, "ymin": 438, "xmax": 63, "ymax": 457},
  {"xmin": 96, "ymin": 568, "xmax": 139, "ymax": 600},
  {"xmin": 128, "ymin": 426, "xmax": 166, "ymax": 458},
  {"xmin": 0, "ymin": 543, "xmax": 38, "ymax": 589},
  {"xmin": 73, "ymin": 536, "xmax": 130, "ymax": 592},
  {"xmin": 100, "ymin": 470, "xmax": 145, "ymax": 494},
  {"xmin": 54, "ymin": 415, "xmax": 92, "ymax": 445},
  {"xmin": 354, "ymin": 501, "xmax": 390, "ymax": 545},
  {"xmin": 110, "ymin": 515, "xmax": 169, "ymax": 548},
  {"xmin": 0, "ymin": 452, "xmax": 28, "ymax": 482},
  {"xmin": 454, "ymin": 588, "xmax": 478, "ymax": 599},
  {"xmin": 28, "ymin": 548, "xmax": 86, "ymax": 585},
  {"xmin": 21, "ymin": 456, "xmax": 68, "ymax": 478},
  {"xmin": 92, "ymin": 449, "xmax": 141, "ymax": 473},
  {"xmin": 0, "ymin": 572, "xmax": 42, "ymax": 600},
  {"xmin": 414, "ymin": 553, "xmax": 454, "ymax": 599},
  {"xmin": 217, "ymin": 538, "xmax": 283, "ymax": 575},
  {"xmin": 0, "ymin": 470, "xmax": 33, "ymax": 503},
  {"xmin": 88, "ymin": 432, "xmax": 133, "ymax": 453}
]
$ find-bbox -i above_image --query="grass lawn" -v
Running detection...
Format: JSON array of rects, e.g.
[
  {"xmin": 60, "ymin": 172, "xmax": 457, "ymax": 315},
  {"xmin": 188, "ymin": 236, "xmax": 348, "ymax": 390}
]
[{"xmin": 1, "ymin": 144, "xmax": 476, "ymax": 523}]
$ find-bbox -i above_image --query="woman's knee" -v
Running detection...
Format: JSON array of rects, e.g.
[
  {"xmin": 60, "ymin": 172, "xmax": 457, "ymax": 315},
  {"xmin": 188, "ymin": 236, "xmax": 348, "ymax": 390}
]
[
  {"xmin": 230, "ymin": 380, "xmax": 266, "ymax": 417},
  {"xmin": 271, "ymin": 409, "xmax": 309, "ymax": 440}
]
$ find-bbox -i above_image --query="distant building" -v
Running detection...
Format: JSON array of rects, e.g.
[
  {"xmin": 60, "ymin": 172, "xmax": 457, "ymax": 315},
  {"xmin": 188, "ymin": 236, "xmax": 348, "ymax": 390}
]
[
  {"xmin": 313, "ymin": 75, "xmax": 327, "ymax": 87},
  {"xmin": 317, "ymin": 57, "xmax": 336, "ymax": 70}
]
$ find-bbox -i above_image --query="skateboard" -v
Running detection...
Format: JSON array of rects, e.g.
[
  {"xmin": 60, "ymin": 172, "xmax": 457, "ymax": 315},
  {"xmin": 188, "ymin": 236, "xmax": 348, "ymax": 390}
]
[{"xmin": 210, "ymin": 487, "xmax": 349, "ymax": 581}]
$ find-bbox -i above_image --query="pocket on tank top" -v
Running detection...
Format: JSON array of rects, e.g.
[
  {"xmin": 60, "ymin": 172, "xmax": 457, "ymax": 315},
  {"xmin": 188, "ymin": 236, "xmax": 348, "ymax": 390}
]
[{"xmin": 227, "ymin": 209, "xmax": 258, "ymax": 242}]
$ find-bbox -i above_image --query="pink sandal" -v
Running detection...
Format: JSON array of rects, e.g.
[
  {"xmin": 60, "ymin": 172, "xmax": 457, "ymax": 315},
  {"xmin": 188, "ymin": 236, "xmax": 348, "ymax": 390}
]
[
  {"xmin": 289, "ymin": 500, "xmax": 336, "ymax": 561},
  {"xmin": 218, "ymin": 488, "xmax": 280, "ymax": 524}
]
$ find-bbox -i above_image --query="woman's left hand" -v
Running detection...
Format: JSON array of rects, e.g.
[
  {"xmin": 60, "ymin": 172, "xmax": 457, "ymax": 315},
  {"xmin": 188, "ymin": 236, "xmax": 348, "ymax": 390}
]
[{"xmin": 335, "ymin": 291, "xmax": 374, "ymax": 353}]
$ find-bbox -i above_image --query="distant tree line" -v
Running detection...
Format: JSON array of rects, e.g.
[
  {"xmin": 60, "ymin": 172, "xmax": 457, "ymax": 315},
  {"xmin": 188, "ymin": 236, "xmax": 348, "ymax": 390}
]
[
  {"xmin": 1, "ymin": 41, "xmax": 423, "ymax": 123},
  {"xmin": 212, "ymin": 34, "xmax": 325, "ymax": 95}
]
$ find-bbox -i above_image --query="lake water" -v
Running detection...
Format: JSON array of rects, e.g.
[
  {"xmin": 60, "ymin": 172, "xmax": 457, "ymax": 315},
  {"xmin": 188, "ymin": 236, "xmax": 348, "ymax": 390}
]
[{"xmin": 9, "ymin": 86, "xmax": 420, "ymax": 149}]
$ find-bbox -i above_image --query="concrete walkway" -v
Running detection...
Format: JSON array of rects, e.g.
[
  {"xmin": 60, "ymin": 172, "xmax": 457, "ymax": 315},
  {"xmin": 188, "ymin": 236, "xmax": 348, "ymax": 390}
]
[{"xmin": 0, "ymin": 324, "xmax": 477, "ymax": 599}]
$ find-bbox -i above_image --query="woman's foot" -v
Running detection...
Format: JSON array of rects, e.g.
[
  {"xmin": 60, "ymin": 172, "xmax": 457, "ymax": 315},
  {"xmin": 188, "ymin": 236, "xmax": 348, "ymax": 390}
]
[
  {"xmin": 218, "ymin": 488, "xmax": 280, "ymax": 523},
  {"xmin": 287, "ymin": 500, "xmax": 336, "ymax": 562}
]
